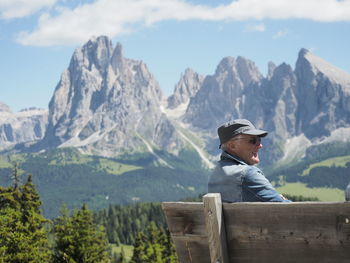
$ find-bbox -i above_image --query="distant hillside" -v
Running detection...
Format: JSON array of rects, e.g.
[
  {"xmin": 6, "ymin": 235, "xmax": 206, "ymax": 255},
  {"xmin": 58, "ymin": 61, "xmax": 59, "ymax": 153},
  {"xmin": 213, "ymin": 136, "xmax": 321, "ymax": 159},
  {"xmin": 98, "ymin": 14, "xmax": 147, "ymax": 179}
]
[
  {"xmin": 1, "ymin": 142, "xmax": 349, "ymax": 218},
  {"xmin": 0, "ymin": 147, "xmax": 209, "ymax": 218},
  {"xmin": 266, "ymin": 141, "xmax": 350, "ymax": 201}
]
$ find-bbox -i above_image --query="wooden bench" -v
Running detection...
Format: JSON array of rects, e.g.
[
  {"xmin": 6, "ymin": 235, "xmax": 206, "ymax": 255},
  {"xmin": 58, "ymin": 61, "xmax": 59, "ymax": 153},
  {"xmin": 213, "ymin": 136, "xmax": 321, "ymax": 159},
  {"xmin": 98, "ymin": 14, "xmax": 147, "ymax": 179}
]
[{"xmin": 162, "ymin": 193, "xmax": 350, "ymax": 263}]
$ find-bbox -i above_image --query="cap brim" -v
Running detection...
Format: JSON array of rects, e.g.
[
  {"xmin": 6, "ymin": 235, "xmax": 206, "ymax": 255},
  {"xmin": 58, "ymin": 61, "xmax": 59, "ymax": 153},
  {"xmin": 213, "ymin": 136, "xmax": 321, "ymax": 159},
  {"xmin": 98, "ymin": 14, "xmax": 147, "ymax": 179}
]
[{"xmin": 242, "ymin": 129, "xmax": 268, "ymax": 137}]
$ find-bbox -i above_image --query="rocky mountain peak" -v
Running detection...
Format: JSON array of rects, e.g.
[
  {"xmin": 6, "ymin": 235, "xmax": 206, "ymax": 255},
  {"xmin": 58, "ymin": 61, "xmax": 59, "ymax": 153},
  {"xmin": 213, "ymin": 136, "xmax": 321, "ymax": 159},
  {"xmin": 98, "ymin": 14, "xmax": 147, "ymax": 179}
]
[
  {"xmin": 0, "ymin": 107, "xmax": 48, "ymax": 150},
  {"xmin": 295, "ymin": 48, "xmax": 350, "ymax": 138},
  {"xmin": 111, "ymin": 42, "xmax": 124, "ymax": 72},
  {"xmin": 271, "ymin": 63, "xmax": 294, "ymax": 80},
  {"xmin": 167, "ymin": 68, "xmax": 204, "ymax": 109},
  {"xmin": 267, "ymin": 61, "xmax": 277, "ymax": 79},
  {"xmin": 181, "ymin": 48, "xmax": 350, "ymax": 164},
  {"xmin": 296, "ymin": 48, "xmax": 350, "ymax": 87},
  {"xmin": 38, "ymin": 36, "xmax": 183, "ymax": 156},
  {"xmin": 214, "ymin": 56, "xmax": 262, "ymax": 89},
  {"xmin": 298, "ymin": 48, "xmax": 309, "ymax": 57},
  {"xmin": 184, "ymin": 55, "xmax": 263, "ymax": 131},
  {"xmin": 0, "ymin": 102, "xmax": 11, "ymax": 113},
  {"xmin": 69, "ymin": 35, "xmax": 113, "ymax": 76},
  {"xmin": 215, "ymin": 56, "xmax": 235, "ymax": 74},
  {"xmin": 236, "ymin": 56, "xmax": 263, "ymax": 85},
  {"xmin": 2, "ymin": 44, "xmax": 350, "ymax": 168}
]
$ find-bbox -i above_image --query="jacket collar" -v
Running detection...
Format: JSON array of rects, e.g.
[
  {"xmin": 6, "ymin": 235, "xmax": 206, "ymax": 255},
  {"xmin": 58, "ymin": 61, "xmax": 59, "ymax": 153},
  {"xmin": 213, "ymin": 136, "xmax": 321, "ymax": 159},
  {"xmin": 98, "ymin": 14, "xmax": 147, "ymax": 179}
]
[{"xmin": 221, "ymin": 151, "xmax": 247, "ymax": 165}]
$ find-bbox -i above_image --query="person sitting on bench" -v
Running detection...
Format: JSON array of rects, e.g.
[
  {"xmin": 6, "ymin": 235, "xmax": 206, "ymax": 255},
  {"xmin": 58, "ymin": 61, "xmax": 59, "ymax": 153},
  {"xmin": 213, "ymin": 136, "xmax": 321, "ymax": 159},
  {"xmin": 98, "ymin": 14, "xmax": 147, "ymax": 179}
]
[{"xmin": 208, "ymin": 119, "xmax": 291, "ymax": 202}]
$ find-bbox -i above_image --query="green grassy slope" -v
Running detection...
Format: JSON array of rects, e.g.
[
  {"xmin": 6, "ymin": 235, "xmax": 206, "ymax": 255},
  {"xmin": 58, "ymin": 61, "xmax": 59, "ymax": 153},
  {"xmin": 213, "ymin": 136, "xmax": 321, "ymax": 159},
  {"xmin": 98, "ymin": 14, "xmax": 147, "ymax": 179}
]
[
  {"xmin": 276, "ymin": 182, "xmax": 345, "ymax": 201},
  {"xmin": 2, "ymin": 141, "xmax": 349, "ymax": 217},
  {"xmin": 266, "ymin": 142, "xmax": 350, "ymax": 202},
  {"xmin": 0, "ymin": 147, "xmax": 209, "ymax": 218}
]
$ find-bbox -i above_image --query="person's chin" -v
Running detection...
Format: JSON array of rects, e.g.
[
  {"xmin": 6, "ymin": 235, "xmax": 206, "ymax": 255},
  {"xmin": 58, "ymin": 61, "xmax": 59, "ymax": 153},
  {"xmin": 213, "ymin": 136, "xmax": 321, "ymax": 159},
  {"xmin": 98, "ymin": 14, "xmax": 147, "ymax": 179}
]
[{"xmin": 250, "ymin": 156, "xmax": 260, "ymax": 165}]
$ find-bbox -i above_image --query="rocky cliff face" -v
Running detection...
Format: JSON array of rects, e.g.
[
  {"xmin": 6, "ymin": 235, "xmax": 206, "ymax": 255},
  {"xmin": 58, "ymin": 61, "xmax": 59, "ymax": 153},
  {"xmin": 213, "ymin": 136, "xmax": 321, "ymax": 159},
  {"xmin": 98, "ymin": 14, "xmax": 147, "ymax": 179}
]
[
  {"xmin": 260, "ymin": 62, "xmax": 298, "ymax": 140},
  {"xmin": 295, "ymin": 48, "xmax": 350, "ymax": 138},
  {"xmin": 184, "ymin": 56, "xmax": 263, "ymax": 130},
  {"xmin": 0, "ymin": 103, "xmax": 48, "ymax": 150},
  {"xmin": 2, "ymin": 38, "xmax": 350, "ymax": 166},
  {"xmin": 182, "ymin": 49, "xmax": 350, "ymax": 164},
  {"xmin": 167, "ymin": 68, "xmax": 204, "ymax": 109},
  {"xmin": 39, "ymin": 36, "xmax": 184, "ymax": 156}
]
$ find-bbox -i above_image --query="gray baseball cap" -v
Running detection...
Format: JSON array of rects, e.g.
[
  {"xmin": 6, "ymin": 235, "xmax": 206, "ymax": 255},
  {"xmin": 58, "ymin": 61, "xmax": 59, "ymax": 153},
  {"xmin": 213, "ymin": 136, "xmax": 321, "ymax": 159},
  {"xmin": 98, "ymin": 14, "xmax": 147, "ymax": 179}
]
[{"xmin": 218, "ymin": 119, "xmax": 268, "ymax": 146}]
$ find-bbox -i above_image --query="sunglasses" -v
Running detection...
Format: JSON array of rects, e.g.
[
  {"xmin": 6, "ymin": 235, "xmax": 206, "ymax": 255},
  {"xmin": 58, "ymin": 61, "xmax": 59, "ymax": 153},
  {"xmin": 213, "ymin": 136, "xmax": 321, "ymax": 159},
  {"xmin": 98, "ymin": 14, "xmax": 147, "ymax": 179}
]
[{"xmin": 233, "ymin": 136, "xmax": 261, "ymax": 145}]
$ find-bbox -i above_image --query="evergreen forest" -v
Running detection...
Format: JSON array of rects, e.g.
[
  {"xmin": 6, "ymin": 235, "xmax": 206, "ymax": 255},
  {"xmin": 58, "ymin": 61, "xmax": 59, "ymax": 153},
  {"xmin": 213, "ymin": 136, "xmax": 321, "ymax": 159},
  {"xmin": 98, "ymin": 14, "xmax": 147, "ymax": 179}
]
[
  {"xmin": 0, "ymin": 171, "xmax": 178, "ymax": 263},
  {"xmin": 1, "ymin": 162, "xmax": 342, "ymax": 263}
]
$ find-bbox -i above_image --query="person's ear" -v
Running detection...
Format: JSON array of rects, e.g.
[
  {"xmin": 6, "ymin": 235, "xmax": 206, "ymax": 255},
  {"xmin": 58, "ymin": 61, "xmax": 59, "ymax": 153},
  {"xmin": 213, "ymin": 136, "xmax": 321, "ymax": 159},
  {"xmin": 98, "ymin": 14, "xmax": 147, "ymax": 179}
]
[{"xmin": 228, "ymin": 140, "xmax": 235, "ymax": 150}]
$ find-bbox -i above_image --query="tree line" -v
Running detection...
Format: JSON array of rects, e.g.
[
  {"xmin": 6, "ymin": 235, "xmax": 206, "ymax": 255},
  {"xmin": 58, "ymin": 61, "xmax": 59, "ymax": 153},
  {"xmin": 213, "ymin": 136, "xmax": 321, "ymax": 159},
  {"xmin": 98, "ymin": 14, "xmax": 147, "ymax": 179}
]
[
  {"xmin": 93, "ymin": 192, "xmax": 319, "ymax": 247},
  {"xmin": 94, "ymin": 202, "xmax": 167, "ymax": 245},
  {"xmin": 0, "ymin": 172, "xmax": 177, "ymax": 263},
  {"xmin": 1, "ymin": 169, "xmax": 319, "ymax": 262},
  {"xmin": 0, "ymin": 148, "xmax": 209, "ymax": 219}
]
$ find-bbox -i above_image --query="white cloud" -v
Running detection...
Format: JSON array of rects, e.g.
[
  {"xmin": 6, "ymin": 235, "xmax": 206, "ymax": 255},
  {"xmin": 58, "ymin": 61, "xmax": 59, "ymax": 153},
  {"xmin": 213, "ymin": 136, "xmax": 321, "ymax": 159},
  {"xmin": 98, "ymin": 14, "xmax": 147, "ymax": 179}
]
[
  {"xmin": 0, "ymin": 0, "xmax": 57, "ymax": 19},
  {"xmin": 222, "ymin": 0, "xmax": 350, "ymax": 21},
  {"xmin": 273, "ymin": 30, "xmax": 288, "ymax": 39},
  {"xmin": 244, "ymin": 23, "xmax": 266, "ymax": 32},
  {"xmin": 15, "ymin": 0, "xmax": 350, "ymax": 46}
]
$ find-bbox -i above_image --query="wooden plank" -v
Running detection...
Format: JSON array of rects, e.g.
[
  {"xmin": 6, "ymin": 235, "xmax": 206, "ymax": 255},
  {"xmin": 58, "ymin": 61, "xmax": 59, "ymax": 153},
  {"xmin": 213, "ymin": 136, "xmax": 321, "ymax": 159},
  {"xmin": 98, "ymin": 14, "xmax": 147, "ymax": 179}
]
[
  {"xmin": 203, "ymin": 193, "xmax": 229, "ymax": 263},
  {"xmin": 162, "ymin": 202, "xmax": 207, "ymax": 235},
  {"xmin": 163, "ymin": 201, "xmax": 350, "ymax": 263},
  {"xmin": 171, "ymin": 235, "xmax": 211, "ymax": 263},
  {"xmin": 162, "ymin": 202, "xmax": 210, "ymax": 263},
  {"xmin": 223, "ymin": 202, "xmax": 350, "ymax": 263}
]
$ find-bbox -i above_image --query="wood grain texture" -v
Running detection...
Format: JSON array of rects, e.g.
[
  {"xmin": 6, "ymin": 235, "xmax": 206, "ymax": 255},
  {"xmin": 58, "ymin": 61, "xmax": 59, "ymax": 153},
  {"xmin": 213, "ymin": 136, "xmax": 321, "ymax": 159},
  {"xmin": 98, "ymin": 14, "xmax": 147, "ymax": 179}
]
[
  {"xmin": 203, "ymin": 193, "xmax": 229, "ymax": 263},
  {"xmin": 162, "ymin": 202, "xmax": 210, "ymax": 263},
  {"xmin": 162, "ymin": 201, "xmax": 350, "ymax": 263},
  {"xmin": 223, "ymin": 202, "xmax": 350, "ymax": 263}
]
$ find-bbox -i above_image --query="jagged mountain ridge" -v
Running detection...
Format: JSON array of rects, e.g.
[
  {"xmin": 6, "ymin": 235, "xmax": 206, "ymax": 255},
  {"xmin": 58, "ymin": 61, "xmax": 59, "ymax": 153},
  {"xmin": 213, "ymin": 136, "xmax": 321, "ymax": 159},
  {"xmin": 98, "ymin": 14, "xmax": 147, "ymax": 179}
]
[
  {"xmin": 167, "ymin": 68, "xmax": 204, "ymax": 109},
  {"xmin": 181, "ymin": 48, "xmax": 350, "ymax": 164},
  {"xmin": 184, "ymin": 56, "xmax": 263, "ymax": 130},
  {"xmin": 295, "ymin": 49, "xmax": 350, "ymax": 138},
  {"xmin": 36, "ymin": 36, "xmax": 186, "ymax": 158},
  {"xmin": 2, "ymin": 36, "xmax": 350, "ymax": 168},
  {"xmin": 0, "ymin": 103, "xmax": 48, "ymax": 150}
]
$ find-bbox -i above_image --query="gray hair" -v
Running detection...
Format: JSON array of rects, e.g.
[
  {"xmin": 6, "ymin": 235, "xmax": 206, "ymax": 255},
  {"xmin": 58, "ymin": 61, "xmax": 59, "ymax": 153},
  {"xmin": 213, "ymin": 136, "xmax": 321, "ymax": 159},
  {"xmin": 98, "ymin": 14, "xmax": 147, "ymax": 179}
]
[{"xmin": 220, "ymin": 135, "xmax": 244, "ymax": 151}]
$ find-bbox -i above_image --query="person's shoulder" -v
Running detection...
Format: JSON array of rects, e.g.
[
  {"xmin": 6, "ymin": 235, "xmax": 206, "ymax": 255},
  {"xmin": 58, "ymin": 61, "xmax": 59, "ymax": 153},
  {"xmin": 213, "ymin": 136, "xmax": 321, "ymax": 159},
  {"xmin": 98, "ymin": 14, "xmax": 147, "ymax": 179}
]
[
  {"xmin": 216, "ymin": 159, "xmax": 245, "ymax": 177},
  {"xmin": 242, "ymin": 165, "xmax": 263, "ymax": 176},
  {"xmin": 242, "ymin": 165, "xmax": 272, "ymax": 186},
  {"xmin": 218, "ymin": 157, "xmax": 236, "ymax": 168}
]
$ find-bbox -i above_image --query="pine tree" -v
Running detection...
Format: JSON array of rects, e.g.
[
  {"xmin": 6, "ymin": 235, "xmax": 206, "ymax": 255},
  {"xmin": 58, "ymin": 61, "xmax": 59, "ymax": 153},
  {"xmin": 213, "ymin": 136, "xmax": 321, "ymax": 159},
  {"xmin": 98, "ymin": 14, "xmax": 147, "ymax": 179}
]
[
  {"xmin": 20, "ymin": 174, "xmax": 45, "ymax": 224},
  {"xmin": 52, "ymin": 204, "xmax": 74, "ymax": 262},
  {"xmin": 130, "ymin": 232, "xmax": 147, "ymax": 263},
  {"xmin": 146, "ymin": 223, "xmax": 163, "ymax": 263},
  {"xmin": 0, "ymin": 173, "xmax": 52, "ymax": 262},
  {"xmin": 162, "ymin": 230, "xmax": 178, "ymax": 263},
  {"xmin": 53, "ymin": 204, "xmax": 110, "ymax": 263},
  {"xmin": 10, "ymin": 161, "xmax": 21, "ymax": 190},
  {"xmin": 130, "ymin": 223, "xmax": 178, "ymax": 263}
]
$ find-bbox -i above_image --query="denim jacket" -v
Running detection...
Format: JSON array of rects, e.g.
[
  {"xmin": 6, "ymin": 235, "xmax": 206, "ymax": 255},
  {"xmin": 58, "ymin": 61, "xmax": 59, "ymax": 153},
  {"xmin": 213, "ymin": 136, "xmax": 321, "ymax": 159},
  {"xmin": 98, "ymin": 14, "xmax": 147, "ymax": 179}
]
[{"xmin": 208, "ymin": 151, "xmax": 290, "ymax": 202}]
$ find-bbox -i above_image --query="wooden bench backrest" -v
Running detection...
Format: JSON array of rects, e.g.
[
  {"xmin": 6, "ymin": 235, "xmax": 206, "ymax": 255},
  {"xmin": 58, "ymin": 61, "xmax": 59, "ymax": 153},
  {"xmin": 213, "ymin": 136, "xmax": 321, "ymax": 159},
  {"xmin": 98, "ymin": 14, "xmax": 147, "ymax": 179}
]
[{"xmin": 162, "ymin": 193, "xmax": 350, "ymax": 263}]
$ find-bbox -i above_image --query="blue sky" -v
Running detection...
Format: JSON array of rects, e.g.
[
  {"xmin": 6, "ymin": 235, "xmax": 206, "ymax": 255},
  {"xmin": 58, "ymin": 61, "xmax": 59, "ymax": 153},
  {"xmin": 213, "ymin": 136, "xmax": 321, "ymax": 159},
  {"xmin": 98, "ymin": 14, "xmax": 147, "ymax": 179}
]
[{"xmin": 1, "ymin": 0, "xmax": 350, "ymax": 112}]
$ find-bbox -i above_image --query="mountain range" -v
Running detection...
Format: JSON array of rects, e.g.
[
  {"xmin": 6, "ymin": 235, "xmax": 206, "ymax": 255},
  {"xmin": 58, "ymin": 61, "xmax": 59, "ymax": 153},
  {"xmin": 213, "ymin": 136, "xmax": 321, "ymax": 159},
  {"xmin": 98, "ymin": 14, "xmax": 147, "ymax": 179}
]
[
  {"xmin": 0, "ymin": 105, "xmax": 47, "ymax": 150},
  {"xmin": 1, "ymin": 35, "xmax": 350, "ymax": 216},
  {"xmin": 2, "ymin": 35, "xmax": 350, "ymax": 166}
]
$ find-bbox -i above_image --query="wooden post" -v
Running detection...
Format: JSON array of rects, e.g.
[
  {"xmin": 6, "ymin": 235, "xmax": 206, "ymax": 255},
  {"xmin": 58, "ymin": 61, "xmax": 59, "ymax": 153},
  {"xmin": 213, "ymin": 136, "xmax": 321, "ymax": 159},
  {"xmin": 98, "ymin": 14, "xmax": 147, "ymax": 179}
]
[{"xmin": 203, "ymin": 193, "xmax": 229, "ymax": 263}]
